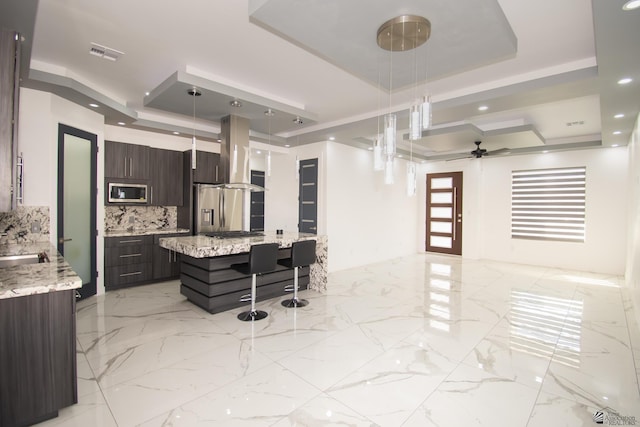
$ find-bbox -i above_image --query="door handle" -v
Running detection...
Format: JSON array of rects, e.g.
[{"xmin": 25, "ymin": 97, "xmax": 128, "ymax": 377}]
[{"xmin": 59, "ymin": 237, "xmax": 72, "ymax": 244}]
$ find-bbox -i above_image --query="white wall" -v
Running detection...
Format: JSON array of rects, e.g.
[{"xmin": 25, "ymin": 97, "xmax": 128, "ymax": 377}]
[
  {"xmin": 326, "ymin": 142, "xmax": 420, "ymax": 272},
  {"xmin": 625, "ymin": 113, "xmax": 640, "ymax": 328},
  {"xmin": 423, "ymin": 148, "xmax": 628, "ymax": 275}
]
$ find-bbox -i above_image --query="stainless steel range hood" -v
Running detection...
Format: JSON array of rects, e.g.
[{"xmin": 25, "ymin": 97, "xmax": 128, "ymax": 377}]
[{"xmin": 216, "ymin": 115, "xmax": 264, "ymax": 192}]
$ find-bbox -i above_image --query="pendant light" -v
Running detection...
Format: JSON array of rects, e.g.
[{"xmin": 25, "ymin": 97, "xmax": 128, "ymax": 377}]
[
  {"xmin": 187, "ymin": 88, "xmax": 201, "ymax": 169},
  {"xmin": 373, "ymin": 61, "xmax": 384, "ymax": 171},
  {"xmin": 265, "ymin": 109, "xmax": 275, "ymax": 177}
]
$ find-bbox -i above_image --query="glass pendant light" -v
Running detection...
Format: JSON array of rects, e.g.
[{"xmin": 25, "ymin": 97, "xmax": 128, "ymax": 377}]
[
  {"xmin": 266, "ymin": 150, "xmax": 272, "ymax": 176},
  {"xmin": 373, "ymin": 137, "xmax": 384, "ymax": 171},
  {"xmin": 384, "ymin": 155, "xmax": 394, "ymax": 184},
  {"xmin": 265, "ymin": 109, "xmax": 275, "ymax": 177},
  {"xmin": 406, "ymin": 162, "xmax": 416, "ymax": 196},
  {"xmin": 409, "ymin": 103, "xmax": 422, "ymax": 140},
  {"xmin": 188, "ymin": 88, "xmax": 201, "ymax": 169},
  {"xmin": 383, "ymin": 113, "xmax": 396, "ymax": 156},
  {"xmin": 421, "ymin": 95, "xmax": 431, "ymax": 130}
]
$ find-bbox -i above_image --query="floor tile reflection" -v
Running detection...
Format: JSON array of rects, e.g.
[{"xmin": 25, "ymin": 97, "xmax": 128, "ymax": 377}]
[{"xmin": 38, "ymin": 254, "xmax": 640, "ymax": 426}]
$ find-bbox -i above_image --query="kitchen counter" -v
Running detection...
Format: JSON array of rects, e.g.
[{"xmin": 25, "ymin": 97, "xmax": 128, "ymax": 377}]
[
  {"xmin": 104, "ymin": 227, "xmax": 190, "ymax": 238},
  {"xmin": 160, "ymin": 231, "xmax": 328, "ymax": 313},
  {"xmin": 0, "ymin": 242, "xmax": 82, "ymax": 300}
]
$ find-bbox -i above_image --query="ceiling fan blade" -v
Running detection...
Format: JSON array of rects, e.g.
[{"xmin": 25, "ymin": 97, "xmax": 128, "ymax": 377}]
[{"xmin": 485, "ymin": 148, "xmax": 510, "ymax": 156}]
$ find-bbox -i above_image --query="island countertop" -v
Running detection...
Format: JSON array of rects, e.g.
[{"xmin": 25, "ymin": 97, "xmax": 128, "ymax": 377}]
[
  {"xmin": 160, "ymin": 231, "xmax": 328, "ymax": 292},
  {"xmin": 159, "ymin": 231, "xmax": 325, "ymax": 258},
  {"xmin": 0, "ymin": 242, "xmax": 82, "ymax": 300}
]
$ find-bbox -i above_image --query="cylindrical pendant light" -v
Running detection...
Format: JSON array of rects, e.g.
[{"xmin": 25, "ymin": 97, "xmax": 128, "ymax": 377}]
[
  {"xmin": 421, "ymin": 95, "xmax": 432, "ymax": 130},
  {"xmin": 187, "ymin": 88, "xmax": 201, "ymax": 169},
  {"xmin": 406, "ymin": 162, "xmax": 416, "ymax": 196},
  {"xmin": 383, "ymin": 113, "xmax": 396, "ymax": 156},
  {"xmin": 384, "ymin": 155, "xmax": 394, "ymax": 184},
  {"xmin": 409, "ymin": 103, "xmax": 422, "ymax": 140},
  {"xmin": 373, "ymin": 137, "xmax": 384, "ymax": 171}
]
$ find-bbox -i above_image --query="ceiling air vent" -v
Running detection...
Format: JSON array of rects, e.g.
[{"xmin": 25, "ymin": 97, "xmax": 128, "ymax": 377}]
[
  {"xmin": 565, "ymin": 120, "xmax": 585, "ymax": 127},
  {"xmin": 89, "ymin": 42, "xmax": 124, "ymax": 62}
]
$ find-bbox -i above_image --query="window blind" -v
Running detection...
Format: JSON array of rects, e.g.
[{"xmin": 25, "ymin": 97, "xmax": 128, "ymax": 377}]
[{"xmin": 511, "ymin": 167, "xmax": 586, "ymax": 242}]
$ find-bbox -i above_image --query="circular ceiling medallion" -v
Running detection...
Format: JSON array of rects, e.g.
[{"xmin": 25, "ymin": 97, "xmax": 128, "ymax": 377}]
[{"xmin": 377, "ymin": 15, "xmax": 431, "ymax": 52}]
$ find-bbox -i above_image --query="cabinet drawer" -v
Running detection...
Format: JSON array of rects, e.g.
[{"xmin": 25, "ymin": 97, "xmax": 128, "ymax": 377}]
[
  {"xmin": 105, "ymin": 245, "xmax": 153, "ymax": 267},
  {"xmin": 105, "ymin": 235, "xmax": 153, "ymax": 247},
  {"xmin": 105, "ymin": 263, "xmax": 152, "ymax": 288}
]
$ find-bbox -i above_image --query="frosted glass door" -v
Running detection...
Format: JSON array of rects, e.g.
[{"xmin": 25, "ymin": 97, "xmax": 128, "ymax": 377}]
[
  {"xmin": 426, "ymin": 172, "xmax": 463, "ymax": 255},
  {"xmin": 58, "ymin": 125, "xmax": 97, "ymax": 299}
]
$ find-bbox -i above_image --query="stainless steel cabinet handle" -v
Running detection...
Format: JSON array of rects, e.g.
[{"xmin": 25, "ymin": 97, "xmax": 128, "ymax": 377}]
[
  {"xmin": 59, "ymin": 237, "xmax": 72, "ymax": 243},
  {"xmin": 120, "ymin": 271, "xmax": 142, "ymax": 277},
  {"xmin": 124, "ymin": 157, "xmax": 127, "ymax": 177},
  {"xmin": 215, "ymin": 165, "xmax": 219, "ymax": 182},
  {"xmin": 129, "ymin": 157, "xmax": 133, "ymax": 176},
  {"xmin": 119, "ymin": 239, "xmax": 142, "ymax": 244},
  {"xmin": 119, "ymin": 253, "xmax": 142, "ymax": 258},
  {"xmin": 151, "ymin": 186, "xmax": 153, "ymax": 204}
]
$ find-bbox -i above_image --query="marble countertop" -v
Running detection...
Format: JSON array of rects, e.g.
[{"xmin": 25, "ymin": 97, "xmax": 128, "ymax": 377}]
[
  {"xmin": 160, "ymin": 231, "xmax": 325, "ymax": 258},
  {"xmin": 104, "ymin": 227, "xmax": 190, "ymax": 237},
  {"xmin": 0, "ymin": 242, "xmax": 82, "ymax": 300}
]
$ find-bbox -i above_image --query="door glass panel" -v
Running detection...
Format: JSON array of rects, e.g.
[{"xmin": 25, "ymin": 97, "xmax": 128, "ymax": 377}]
[
  {"xmin": 430, "ymin": 236, "xmax": 452, "ymax": 248},
  {"xmin": 431, "ymin": 221, "xmax": 452, "ymax": 233},
  {"xmin": 431, "ymin": 207, "xmax": 452, "ymax": 218},
  {"xmin": 430, "ymin": 177, "xmax": 453, "ymax": 189},
  {"xmin": 431, "ymin": 192, "xmax": 453, "ymax": 204},
  {"xmin": 63, "ymin": 134, "xmax": 91, "ymax": 284}
]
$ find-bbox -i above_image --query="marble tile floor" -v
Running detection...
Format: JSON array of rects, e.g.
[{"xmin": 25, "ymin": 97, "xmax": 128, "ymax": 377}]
[{"xmin": 36, "ymin": 253, "xmax": 640, "ymax": 426}]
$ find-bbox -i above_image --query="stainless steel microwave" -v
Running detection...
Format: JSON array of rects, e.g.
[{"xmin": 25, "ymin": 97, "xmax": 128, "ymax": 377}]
[{"xmin": 108, "ymin": 183, "xmax": 148, "ymax": 203}]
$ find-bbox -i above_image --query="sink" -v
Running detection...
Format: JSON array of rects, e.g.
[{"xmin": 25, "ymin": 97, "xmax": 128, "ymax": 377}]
[{"xmin": 0, "ymin": 253, "xmax": 44, "ymax": 268}]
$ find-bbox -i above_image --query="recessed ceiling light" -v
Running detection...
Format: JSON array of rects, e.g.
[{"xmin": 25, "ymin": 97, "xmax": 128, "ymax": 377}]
[
  {"xmin": 256, "ymin": 150, "xmax": 261, "ymax": 154},
  {"xmin": 542, "ymin": 150, "xmax": 549, "ymax": 153},
  {"xmin": 329, "ymin": 136, "xmax": 335, "ymax": 141},
  {"xmin": 478, "ymin": 105, "xmax": 489, "ymax": 111},
  {"xmin": 230, "ymin": 99, "xmax": 242, "ymax": 108},
  {"xmin": 284, "ymin": 144, "xmax": 291, "ymax": 147},
  {"xmin": 117, "ymin": 122, "xmax": 125, "ymax": 126},
  {"xmin": 612, "ymin": 144, "xmax": 619, "ymax": 147},
  {"xmin": 89, "ymin": 103, "xmax": 99, "ymax": 108},
  {"xmin": 613, "ymin": 131, "xmax": 622, "ymax": 135},
  {"xmin": 614, "ymin": 113, "xmax": 625, "ymax": 119},
  {"xmin": 618, "ymin": 77, "xmax": 633, "ymax": 85},
  {"xmin": 145, "ymin": 92, "xmax": 150, "ymax": 96},
  {"xmin": 293, "ymin": 116, "xmax": 303, "ymax": 124},
  {"xmin": 398, "ymin": 154, "xmax": 403, "ymax": 158},
  {"xmin": 367, "ymin": 147, "xmax": 373, "ymax": 151},
  {"xmin": 173, "ymin": 131, "xmax": 180, "ymax": 135},
  {"xmin": 623, "ymin": 0, "xmax": 640, "ymax": 10},
  {"xmin": 217, "ymin": 139, "xmax": 222, "ymax": 142}
]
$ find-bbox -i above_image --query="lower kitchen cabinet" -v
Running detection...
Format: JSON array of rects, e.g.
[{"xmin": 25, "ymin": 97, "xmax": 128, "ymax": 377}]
[
  {"xmin": 105, "ymin": 235, "xmax": 153, "ymax": 289},
  {"xmin": 0, "ymin": 290, "xmax": 76, "ymax": 427},
  {"xmin": 152, "ymin": 233, "xmax": 182, "ymax": 280}
]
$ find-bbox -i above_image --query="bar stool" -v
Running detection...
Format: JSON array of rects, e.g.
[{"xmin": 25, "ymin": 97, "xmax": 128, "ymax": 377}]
[
  {"xmin": 231, "ymin": 243, "xmax": 279, "ymax": 321},
  {"xmin": 279, "ymin": 239, "xmax": 316, "ymax": 308}
]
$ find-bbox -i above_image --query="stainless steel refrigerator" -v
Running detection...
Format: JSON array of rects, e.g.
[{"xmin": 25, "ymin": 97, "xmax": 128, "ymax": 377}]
[{"xmin": 193, "ymin": 184, "xmax": 245, "ymax": 234}]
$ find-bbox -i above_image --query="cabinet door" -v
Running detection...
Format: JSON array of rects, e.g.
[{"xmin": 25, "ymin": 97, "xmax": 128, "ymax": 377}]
[
  {"xmin": 152, "ymin": 244, "xmax": 180, "ymax": 280},
  {"xmin": 193, "ymin": 151, "xmax": 220, "ymax": 184},
  {"xmin": 104, "ymin": 141, "xmax": 128, "ymax": 178},
  {"xmin": 150, "ymin": 148, "xmax": 183, "ymax": 206},
  {"xmin": 127, "ymin": 144, "xmax": 150, "ymax": 180}
]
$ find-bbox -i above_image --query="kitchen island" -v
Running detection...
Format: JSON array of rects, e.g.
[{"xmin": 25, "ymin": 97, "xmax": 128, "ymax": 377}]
[
  {"xmin": 0, "ymin": 242, "xmax": 82, "ymax": 427},
  {"xmin": 159, "ymin": 231, "xmax": 327, "ymax": 314}
]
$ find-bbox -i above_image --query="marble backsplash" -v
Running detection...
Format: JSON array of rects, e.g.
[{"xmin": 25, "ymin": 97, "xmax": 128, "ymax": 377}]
[
  {"xmin": 105, "ymin": 206, "xmax": 177, "ymax": 231},
  {"xmin": 0, "ymin": 206, "xmax": 50, "ymax": 244}
]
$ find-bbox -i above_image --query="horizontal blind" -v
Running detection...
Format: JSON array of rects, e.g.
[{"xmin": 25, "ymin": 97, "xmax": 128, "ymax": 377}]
[{"xmin": 511, "ymin": 167, "xmax": 586, "ymax": 242}]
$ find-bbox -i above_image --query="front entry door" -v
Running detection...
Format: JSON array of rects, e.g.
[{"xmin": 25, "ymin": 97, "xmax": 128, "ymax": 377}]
[
  {"xmin": 426, "ymin": 172, "xmax": 463, "ymax": 255},
  {"xmin": 57, "ymin": 124, "xmax": 97, "ymax": 299}
]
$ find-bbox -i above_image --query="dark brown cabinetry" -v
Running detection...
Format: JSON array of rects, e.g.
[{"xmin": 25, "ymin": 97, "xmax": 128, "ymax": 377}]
[
  {"xmin": 105, "ymin": 235, "xmax": 153, "ymax": 289},
  {"xmin": 105, "ymin": 140, "xmax": 150, "ymax": 180},
  {"xmin": 150, "ymin": 148, "xmax": 183, "ymax": 206},
  {"xmin": 192, "ymin": 150, "xmax": 221, "ymax": 184},
  {"xmin": 152, "ymin": 233, "xmax": 182, "ymax": 280},
  {"xmin": 0, "ymin": 290, "xmax": 77, "ymax": 427}
]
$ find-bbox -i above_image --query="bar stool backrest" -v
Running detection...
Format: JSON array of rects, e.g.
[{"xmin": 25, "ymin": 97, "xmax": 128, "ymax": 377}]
[
  {"xmin": 290, "ymin": 239, "xmax": 317, "ymax": 268},
  {"xmin": 248, "ymin": 243, "xmax": 279, "ymax": 275}
]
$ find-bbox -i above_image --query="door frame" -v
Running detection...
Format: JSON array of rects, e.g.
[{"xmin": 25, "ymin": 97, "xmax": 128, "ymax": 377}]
[
  {"xmin": 57, "ymin": 124, "xmax": 98, "ymax": 299},
  {"xmin": 426, "ymin": 171, "xmax": 463, "ymax": 255}
]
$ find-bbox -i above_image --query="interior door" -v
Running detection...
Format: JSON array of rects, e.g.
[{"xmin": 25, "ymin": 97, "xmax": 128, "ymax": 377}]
[
  {"xmin": 426, "ymin": 172, "xmax": 463, "ymax": 255},
  {"xmin": 57, "ymin": 124, "xmax": 97, "ymax": 299},
  {"xmin": 298, "ymin": 158, "xmax": 318, "ymax": 234}
]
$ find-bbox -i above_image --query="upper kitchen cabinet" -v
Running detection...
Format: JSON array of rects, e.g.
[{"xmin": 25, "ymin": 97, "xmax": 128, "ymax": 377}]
[
  {"xmin": 193, "ymin": 151, "xmax": 220, "ymax": 184},
  {"xmin": 105, "ymin": 141, "xmax": 149, "ymax": 180},
  {"xmin": 150, "ymin": 148, "xmax": 183, "ymax": 206}
]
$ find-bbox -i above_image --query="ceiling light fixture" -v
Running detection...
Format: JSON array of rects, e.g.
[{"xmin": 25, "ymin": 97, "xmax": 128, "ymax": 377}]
[
  {"xmin": 618, "ymin": 77, "xmax": 633, "ymax": 85},
  {"xmin": 117, "ymin": 122, "xmax": 125, "ymax": 126},
  {"xmin": 173, "ymin": 131, "xmax": 180, "ymax": 135},
  {"xmin": 614, "ymin": 113, "xmax": 625, "ymax": 119},
  {"xmin": 613, "ymin": 131, "xmax": 622, "ymax": 135},
  {"xmin": 612, "ymin": 144, "xmax": 619, "ymax": 147},
  {"xmin": 293, "ymin": 116, "xmax": 303, "ymax": 124},
  {"xmin": 230, "ymin": 99, "xmax": 242, "ymax": 108},
  {"xmin": 376, "ymin": 14, "xmax": 430, "ymax": 192},
  {"xmin": 89, "ymin": 103, "xmax": 99, "ymax": 108},
  {"xmin": 188, "ymin": 88, "xmax": 202, "ymax": 169},
  {"xmin": 478, "ymin": 105, "xmax": 489, "ymax": 111},
  {"xmin": 329, "ymin": 136, "xmax": 335, "ymax": 141},
  {"xmin": 623, "ymin": 0, "xmax": 640, "ymax": 10},
  {"xmin": 265, "ymin": 109, "xmax": 275, "ymax": 177}
]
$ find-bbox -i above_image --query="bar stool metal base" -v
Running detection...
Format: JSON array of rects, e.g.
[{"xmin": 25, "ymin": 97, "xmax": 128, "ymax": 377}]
[
  {"xmin": 281, "ymin": 298, "xmax": 309, "ymax": 308},
  {"xmin": 237, "ymin": 310, "xmax": 268, "ymax": 321}
]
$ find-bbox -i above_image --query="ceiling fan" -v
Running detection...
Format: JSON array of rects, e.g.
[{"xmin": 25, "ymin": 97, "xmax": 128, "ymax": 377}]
[{"xmin": 448, "ymin": 141, "xmax": 509, "ymax": 160}]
